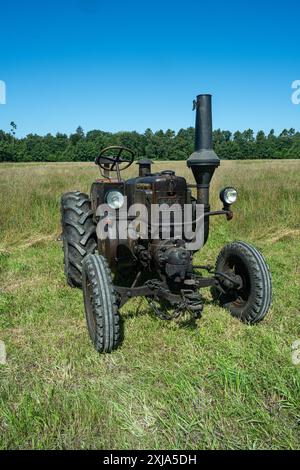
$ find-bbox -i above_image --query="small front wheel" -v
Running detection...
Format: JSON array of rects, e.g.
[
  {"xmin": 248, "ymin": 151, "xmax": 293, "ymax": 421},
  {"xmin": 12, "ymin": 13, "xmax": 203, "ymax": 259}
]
[
  {"xmin": 212, "ymin": 241, "xmax": 272, "ymax": 324},
  {"xmin": 82, "ymin": 254, "xmax": 121, "ymax": 353}
]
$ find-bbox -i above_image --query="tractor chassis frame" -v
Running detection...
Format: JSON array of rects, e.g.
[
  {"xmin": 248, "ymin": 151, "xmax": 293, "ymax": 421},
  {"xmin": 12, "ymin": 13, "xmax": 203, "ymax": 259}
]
[{"xmin": 114, "ymin": 274, "xmax": 218, "ymax": 308}]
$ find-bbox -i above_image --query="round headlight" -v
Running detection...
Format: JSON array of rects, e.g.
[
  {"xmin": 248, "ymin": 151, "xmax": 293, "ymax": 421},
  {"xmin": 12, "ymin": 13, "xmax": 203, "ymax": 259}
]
[
  {"xmin": 106, "ymin": 191, "xmax": 125, "ymax": 210},
  {"xmin": 220, "ymin": 187, "xmax": 238, "ymax": 205}
]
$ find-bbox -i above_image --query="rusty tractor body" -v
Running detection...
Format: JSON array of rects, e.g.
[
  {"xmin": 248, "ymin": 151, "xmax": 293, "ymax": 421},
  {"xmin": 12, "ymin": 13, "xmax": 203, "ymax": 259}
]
[{"xmin": 61, "ymin": 94, "xmax": 272, "ymax": 352}]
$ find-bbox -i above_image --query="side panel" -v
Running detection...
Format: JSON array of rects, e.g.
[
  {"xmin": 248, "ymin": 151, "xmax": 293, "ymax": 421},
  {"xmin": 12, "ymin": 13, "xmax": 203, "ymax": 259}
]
[
  {"xmin": 90, "ymin": 180, "xmax": 125, "ymax": 216},
  {"xmin": 90, "ymin": 180, "xmax": 126, "ymax": 271}
]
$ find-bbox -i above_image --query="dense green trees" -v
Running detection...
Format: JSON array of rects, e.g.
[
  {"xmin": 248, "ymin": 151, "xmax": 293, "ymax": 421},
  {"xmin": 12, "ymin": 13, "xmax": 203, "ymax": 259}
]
[{"xmin": 0, "ymin": 126, "xmax": 299, "ymax": 162}]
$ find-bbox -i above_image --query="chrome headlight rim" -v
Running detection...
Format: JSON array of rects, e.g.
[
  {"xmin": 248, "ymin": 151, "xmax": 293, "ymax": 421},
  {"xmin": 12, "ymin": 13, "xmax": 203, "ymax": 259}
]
[
  {"xmin": 106, "ymin": 190, "xmax": 125, "ymax": 210},
  {"xmin": 220, "ymin": 187, "xmax": 238, "ymax": 205}
]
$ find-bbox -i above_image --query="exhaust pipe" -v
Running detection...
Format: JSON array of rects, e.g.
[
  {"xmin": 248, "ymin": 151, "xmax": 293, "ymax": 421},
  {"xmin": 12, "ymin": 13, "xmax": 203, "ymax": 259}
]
[
  {"xmin": 187, "ymin": 94, "xmax": 220, "ymax": 243},
  {"xmin": 194, "ymin": 94, "xmax": 213, "ymax": 152}
]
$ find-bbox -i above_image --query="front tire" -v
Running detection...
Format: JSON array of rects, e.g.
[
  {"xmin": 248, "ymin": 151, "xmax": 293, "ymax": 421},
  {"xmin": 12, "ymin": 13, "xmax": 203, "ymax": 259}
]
[
  {"xmin": 82, "ymin": 254, "xmax": 120, "ymax": 353},
  {"xmin": 212, "ymin": 241, "xmax": 272, "ymax": 324}
]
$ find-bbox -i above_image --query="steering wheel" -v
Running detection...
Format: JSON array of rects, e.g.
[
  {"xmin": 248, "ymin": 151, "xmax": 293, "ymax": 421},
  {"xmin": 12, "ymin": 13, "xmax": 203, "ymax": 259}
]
[{"xmin": 95, "ymin": 146, "xmax": 134, "ymax": 172}]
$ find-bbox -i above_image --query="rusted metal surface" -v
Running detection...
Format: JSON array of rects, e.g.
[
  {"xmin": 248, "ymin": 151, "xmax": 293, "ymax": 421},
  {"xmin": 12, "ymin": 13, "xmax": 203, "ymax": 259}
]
[{"xmin": 86, "ymin": 95, "xmax": 236, "ymax": 313}]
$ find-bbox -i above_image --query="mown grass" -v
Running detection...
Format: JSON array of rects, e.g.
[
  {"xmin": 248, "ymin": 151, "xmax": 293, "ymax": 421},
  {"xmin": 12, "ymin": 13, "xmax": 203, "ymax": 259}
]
[{"xmin": 0, "ymin": 160, "xmax": 300, "ymax": 449}]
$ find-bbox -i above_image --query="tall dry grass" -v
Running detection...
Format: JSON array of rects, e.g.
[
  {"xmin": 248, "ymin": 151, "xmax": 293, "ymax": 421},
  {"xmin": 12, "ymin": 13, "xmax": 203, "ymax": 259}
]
[{"xmin": 0, "ymin": 160, "xmax": 299, "ymax": 249}]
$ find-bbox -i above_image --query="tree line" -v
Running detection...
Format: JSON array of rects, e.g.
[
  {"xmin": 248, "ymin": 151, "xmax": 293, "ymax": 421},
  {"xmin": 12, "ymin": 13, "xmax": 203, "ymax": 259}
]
[{"xmin": 0, "ymin": 124, "xmax": 299, "ymax": 162}]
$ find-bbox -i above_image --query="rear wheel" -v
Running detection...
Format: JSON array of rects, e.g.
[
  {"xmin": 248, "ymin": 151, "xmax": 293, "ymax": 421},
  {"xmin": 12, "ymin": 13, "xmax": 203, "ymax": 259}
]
[
  {"xmin": 211, "ymin": 241, "xmax": 272, "ymax": 324},
  {"xmin": 61, "ymin": 191, "xmax": 97, "ymax": 288},
  {"xmin": 82, "ymin": 254, "xmax": 120, "ymax": 353}
]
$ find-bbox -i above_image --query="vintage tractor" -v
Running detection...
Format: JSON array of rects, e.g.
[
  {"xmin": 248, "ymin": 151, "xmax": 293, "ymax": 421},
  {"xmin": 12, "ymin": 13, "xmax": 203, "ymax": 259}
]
[{"xmin": 61, "ymin": 94, "xmax": 272, "ymax": 353}]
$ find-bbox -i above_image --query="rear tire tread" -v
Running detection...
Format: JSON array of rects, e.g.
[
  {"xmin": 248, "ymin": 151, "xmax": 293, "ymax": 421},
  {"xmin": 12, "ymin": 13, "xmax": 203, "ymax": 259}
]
[{"xmin": 61, "ymin": 191, "xmax": 97, "ymax": 288}]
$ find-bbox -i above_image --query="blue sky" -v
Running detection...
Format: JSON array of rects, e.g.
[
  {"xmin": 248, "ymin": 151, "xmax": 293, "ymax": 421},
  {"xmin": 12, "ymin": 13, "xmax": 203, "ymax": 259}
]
[{"xmin": 0, "ymin": 0, "xmax": 299, "ymax": 137}]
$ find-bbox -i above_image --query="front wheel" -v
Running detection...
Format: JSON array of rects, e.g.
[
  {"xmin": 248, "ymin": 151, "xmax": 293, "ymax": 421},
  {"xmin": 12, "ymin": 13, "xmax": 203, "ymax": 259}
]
[
  {"xmin": 211, "ymin": 241, "xmax": 272, "ymax": 324},
  {"xmin": 82, "ymin": 254, "xmax": 121, "ymax": 353}
]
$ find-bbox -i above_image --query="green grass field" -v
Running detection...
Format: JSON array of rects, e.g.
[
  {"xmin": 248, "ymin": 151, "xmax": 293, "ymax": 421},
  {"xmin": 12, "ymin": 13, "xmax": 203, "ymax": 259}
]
[{"xmin": 0, "ymin": 160, "xmax": 300, "ymax": 449}]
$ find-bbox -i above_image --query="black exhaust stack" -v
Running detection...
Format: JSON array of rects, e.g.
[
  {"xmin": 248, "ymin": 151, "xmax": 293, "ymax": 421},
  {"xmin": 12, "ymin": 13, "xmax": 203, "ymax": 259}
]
[{"xmin": 187, "ymin": 94, "xmax": 220, "ymax": 242}]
